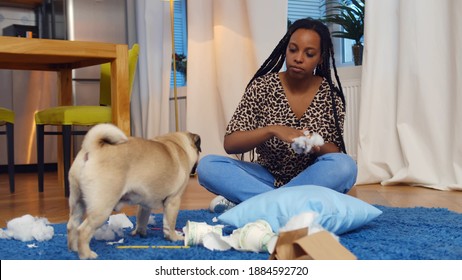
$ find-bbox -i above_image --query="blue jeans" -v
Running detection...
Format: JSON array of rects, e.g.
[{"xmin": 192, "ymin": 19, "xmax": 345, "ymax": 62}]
[{"xmin": 196, "ymin": 153, "xmax": 358, "ymax": 204}]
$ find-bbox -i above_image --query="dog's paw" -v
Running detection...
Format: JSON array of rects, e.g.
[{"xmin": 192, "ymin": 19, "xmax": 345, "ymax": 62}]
[
  {"xmin": 68, "ymin": 244, "xmax": 78, "ymax": 252},
  {"xmin": 131, "ymin": 228, "xmax": 148, "ymax": 238},
  {"xmin": 167, "ymin": 232, "xmax": 184, "ymax": 242},
  {"xmin": 79, "ymin": 250, "xmax": 98, "ymax": 260},
  {"xmin": 68, "ymin": 239, "xmax": 78, "ymax": 252},
  {"xmin": 175, "ymin": 235, "xmax": 185, "ymax": 241}
]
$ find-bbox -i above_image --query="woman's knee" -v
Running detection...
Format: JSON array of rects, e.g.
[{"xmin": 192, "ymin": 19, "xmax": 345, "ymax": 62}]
[
  {"xmin": 196, "ymin": 155, "xmax": 234, "ymax": 185},
  {"xmin": 197, "ymin": 154, "xmax": 223, "ymax": 172},
  {"xmin": 196, "ymin": 155, "xmax": 219, "ymax": 191},
  {"xmin": 318, "ymin": 153, "xmax": 358, "ymax": 192},
  {"xmin": 331, "ymin": 153, "xmax": 357, "ymax": 179}
]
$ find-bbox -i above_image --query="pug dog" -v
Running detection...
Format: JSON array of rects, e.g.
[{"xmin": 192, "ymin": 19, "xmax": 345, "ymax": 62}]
[{"xmin": 66, "ymin": 123, "xmax": 201, "ymax": 259}]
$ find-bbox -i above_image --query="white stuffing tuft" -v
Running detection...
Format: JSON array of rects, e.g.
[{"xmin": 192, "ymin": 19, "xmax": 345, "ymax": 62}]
[
  {"xmin": 148, "ymin": 215, "xmax": 156, "ymax": 225},
  {"xmin": 291, "ymin": 131, "xmax": 325, "ymax": 154},
  {"xmin": 94, "ymin": 224, "xmax": 118, "ymax": 241},
  {"xmin": 0, "ymin": 213, "xmax": 137, "ymax": 243},
  {"xmin": 94, "ymin": 213, "xmax": 134, "ymax": 241},
  {"xmin": 1, "ymin": 214, "xmax": 54, "ymax": 242}
]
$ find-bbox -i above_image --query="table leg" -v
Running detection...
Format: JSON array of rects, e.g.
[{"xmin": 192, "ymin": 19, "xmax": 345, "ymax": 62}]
[
  {"xmin": 57, "ymin": 69, "xmax": 72, "ymax": 189},
  {"xmin": 111, "ymin": 44, "xmax": 130, "ymax": 136}
]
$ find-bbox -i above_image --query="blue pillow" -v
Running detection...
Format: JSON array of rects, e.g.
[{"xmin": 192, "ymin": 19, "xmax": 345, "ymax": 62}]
[{"xmin": 218, "ymin": 185, "xmax": 382, "ymax": 235}]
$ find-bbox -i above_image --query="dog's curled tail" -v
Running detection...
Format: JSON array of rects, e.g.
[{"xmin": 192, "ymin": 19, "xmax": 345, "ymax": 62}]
[{"xmin": 82, "ymin": 123, "xmax": 128, "ymax": 152}]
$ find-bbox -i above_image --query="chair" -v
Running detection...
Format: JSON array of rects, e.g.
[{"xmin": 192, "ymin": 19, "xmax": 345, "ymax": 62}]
[
  {"xmin": 35, "ymin": 44, "xmax": 139, "ymax": 197},
  {"xmin": 0, "ymin": 107, "xmax": 15, "ymax": 193}
]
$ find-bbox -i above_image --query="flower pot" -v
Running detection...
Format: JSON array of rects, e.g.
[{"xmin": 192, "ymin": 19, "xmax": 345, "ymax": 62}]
[{"xmin": 352, "ymin": 43, "xmax": 363, "ymax": 66}]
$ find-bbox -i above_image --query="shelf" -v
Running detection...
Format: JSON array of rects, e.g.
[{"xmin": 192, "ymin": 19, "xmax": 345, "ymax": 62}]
[{"xmin": 0, "ymin": 0, "xmax": 42, "ymax": 8}]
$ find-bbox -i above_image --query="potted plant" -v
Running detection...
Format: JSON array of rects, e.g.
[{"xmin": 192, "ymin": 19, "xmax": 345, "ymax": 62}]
[
  {"xmin": 174, "ymin": 53, "xmax": 187, "ymax": 76},
  {"xmin": 321, "ymin": 0, "xmax": 365, "ymax": 65}
]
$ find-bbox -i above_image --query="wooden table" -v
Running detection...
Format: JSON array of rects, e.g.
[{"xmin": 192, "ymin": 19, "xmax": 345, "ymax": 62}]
[
  {"xmin": 0, "ymin": 36, "xmax": 130, "ymax": 187},
  {"xmin": 0, "ymin": 36, "xmax": 130, "ymax": 134}
]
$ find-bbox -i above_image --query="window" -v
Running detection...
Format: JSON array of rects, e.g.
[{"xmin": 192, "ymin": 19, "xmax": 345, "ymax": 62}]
[
  {"xmin": 288, "ymin": 0, "xmax": 324, "ymax": 24},
  {"xmin": 287, "ymin": 0, "xmax": 355, "ymax": 66},
  {"xmin": 171, "ymin": 0, "xmax": 187, "ymax": 87},
  {"xmin": 172, "ymin": 0, "xmax": 356, "ymax": 88}
]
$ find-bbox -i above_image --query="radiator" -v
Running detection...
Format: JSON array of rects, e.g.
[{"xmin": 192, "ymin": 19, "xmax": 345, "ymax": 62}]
[{"xmin": 341, "ymin": 79, "xmax": 361, "ymax": 161}]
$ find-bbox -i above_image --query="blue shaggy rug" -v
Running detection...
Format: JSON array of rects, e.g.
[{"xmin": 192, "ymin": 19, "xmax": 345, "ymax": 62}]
[{"xmin": 0, "ymin": 206, "xmax": 461, "ymax": 260}]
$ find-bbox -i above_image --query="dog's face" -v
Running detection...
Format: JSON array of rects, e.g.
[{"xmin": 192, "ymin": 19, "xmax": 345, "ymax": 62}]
[
  {"xmin": 189, "ymin": 132, "xmax": 201, "ymax": 153},
  {"xmin": 188, "ymin": 132, "xmax": 201, "ymax": 174}
]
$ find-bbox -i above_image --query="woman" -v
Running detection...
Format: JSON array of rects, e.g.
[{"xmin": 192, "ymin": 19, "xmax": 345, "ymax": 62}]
[{"xmin": 197, "ymin": 18, "xmax": 357, "ymax": 213}]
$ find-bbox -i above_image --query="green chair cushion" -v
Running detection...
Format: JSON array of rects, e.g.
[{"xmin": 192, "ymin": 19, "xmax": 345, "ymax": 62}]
[
  {"xmin": 35, "ymin": 106, "xmax": 112, "ymax": 126},
  {"xmin": 0, "ymin": 107, "xmax": 15, "ymax": 125},
  {"xmin": 34, "ymin": 44, "xmax": 139, "ymax": 128}
]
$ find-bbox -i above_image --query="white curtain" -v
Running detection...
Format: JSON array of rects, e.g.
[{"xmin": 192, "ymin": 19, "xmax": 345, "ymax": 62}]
[
  {"xmin": 186, "ymin": 0, "xmax": 288, "ymax": 157},
  {"xmin": 356, "ymin": 0, "xmax": 462, "ymax": 191},
  {"xmin": 131, "ymin": 0, "xmax": 172, "ymax": 138}
]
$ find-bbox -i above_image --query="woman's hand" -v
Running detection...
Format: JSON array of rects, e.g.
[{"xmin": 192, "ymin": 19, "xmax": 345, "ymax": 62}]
[
  {"xmin": 270, "ymin": 126, "xmax": 306, "ymax": 143},
  {"xmin": 224, "ymin": 125, "xmax": 305, "ymax": 154},
  {"xmin": 225, "ymin": 124, "xmax": 341, "ymax": 156},
  {"xmin": 312, "ymin": 142, "xmax": 340, "ymax": 156}
]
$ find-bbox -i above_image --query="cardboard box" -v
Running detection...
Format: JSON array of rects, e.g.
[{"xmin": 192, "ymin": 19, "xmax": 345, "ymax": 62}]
[{"xmin": 269, "ymin": 227, "xmax": 357, "ymax": 260}]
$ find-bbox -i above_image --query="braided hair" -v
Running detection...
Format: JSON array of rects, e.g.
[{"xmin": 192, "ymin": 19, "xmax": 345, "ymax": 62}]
[{"xmin": 247, "ymin": 18, "xmax": 347, "ymax": 154}]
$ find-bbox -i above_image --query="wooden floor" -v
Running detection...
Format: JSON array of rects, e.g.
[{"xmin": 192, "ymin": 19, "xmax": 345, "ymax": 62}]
[{"xmin": 1, "ymin": 171, "xmax": 461, "ymax": 228}]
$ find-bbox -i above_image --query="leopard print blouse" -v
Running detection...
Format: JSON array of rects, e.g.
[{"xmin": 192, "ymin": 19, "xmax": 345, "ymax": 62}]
[{"xmin": 226, "ymin": 72, "xmax": 345, "ymax": 187}]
